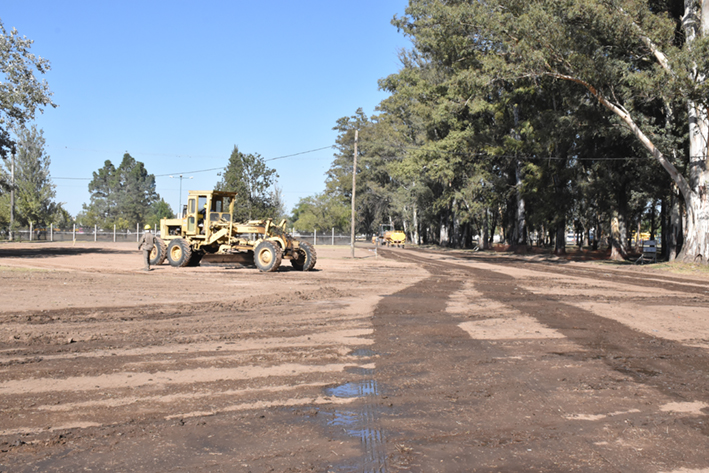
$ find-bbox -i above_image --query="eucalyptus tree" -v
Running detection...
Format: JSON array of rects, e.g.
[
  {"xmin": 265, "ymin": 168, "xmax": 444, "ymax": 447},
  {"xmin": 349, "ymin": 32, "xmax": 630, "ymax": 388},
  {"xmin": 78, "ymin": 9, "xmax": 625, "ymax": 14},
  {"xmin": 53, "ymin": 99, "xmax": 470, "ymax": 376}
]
[{"xmin": 395, "ymin": 0, "xmax": 709, "ymax": 261}]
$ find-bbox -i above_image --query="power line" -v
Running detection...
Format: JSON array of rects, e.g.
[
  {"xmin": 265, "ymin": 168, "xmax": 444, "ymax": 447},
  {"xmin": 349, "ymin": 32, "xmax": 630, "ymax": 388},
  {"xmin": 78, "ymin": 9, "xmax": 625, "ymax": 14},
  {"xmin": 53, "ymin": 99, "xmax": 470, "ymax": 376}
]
[
  {"xmin": 264, "ymin": 146, "xmax": 333, "ymax": 162},
  {"xmin": 154, "ymin": 167, "xmax": 225, "ymax": 177},
  {"xmin": 50, "ymin": 145, "xmax": 334, "ymax": 180}
]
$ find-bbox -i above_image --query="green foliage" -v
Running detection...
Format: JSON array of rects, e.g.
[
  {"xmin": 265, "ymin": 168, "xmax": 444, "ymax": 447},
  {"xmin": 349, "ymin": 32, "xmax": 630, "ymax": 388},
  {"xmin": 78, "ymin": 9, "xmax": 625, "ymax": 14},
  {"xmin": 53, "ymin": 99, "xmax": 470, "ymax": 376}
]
[
  {"xmin": 13, "ymin": 126, "xmax": 57, "ymax": 226},
  {"xmin": 0, "ymin": 21, "xmax": 55, "ymax": 193},
  {"xmin": 215, "ymin": 146, "xmax": 279, "ymax": 221},
  {"xmin": 0, "ymin": 125, "xmax": 64, "ymax": 230},
  {"xmin": 145, "ymin": 198, "xmax": 174, "ymax": 229},
  {"xmin": 291, "ymin": 193, "xmax": 350, "ymax": 232},
  {"xmin": 81, "ymin": 153, "xmax": 159, "ymax": 228}
]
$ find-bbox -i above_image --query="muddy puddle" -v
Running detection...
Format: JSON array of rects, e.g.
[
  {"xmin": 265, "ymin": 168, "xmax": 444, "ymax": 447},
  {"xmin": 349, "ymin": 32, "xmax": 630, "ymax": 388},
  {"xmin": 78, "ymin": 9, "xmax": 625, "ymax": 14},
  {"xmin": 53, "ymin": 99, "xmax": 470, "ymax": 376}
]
[{"xmin": 325, "ymin": 373, "xmax": 386, "ymax": 472}]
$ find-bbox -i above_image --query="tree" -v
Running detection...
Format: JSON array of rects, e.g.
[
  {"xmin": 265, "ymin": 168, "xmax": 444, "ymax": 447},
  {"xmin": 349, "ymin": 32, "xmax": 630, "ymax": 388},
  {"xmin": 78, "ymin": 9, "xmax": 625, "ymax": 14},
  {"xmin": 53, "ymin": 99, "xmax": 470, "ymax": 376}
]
[
  {"xmin": 82, "ymin": 153, "xmax": 159, "ymax": 228},
  {"xmin": 0, "ymin": 21, "xmax": 55, "ymax": 192},
  {"xmin": 0, "ymin": 125, "xmax": 59, "ymax": 229},
  {"xmin": 216, "ymin": 146, "xmax": 278, "ymax": 220},
  {"xmin": 291, "ymin": 193, "xmax": 350, "ymax": 232},
  {"xmin": 145, "ymin": 199, "xmax": 174, "ymax": 229},
  {"xmin": 392, "ymin": 0, "xmax": 709, "ymax": 261}
]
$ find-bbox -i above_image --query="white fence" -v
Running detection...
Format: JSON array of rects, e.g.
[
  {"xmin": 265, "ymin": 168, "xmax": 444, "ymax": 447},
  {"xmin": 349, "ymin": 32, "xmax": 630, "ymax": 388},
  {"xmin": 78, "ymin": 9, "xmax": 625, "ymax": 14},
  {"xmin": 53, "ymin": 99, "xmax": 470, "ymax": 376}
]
[
  {"xmin": 1, "ymin": 225, "xmax": 354, "ymax": 246},
  {"xmin": 0, "ymin": 223, "xmax": 149, "ymax": 243},
  {"xmin": 293, "ymin": 229, "xmax": 352, "ymax": 246}
]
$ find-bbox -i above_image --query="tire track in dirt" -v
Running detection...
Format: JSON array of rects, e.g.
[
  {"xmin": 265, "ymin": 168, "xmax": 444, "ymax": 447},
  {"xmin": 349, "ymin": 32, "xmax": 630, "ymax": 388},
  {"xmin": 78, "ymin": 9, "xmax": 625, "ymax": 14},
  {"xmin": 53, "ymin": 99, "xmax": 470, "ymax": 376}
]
[
  {"xmin": 378, "ymin": 249, "xmax": 709, "ymax": 471},
  {"xmin": 391, "ymin": 249, "xmax": 709, "ymax": 411},
  {"xmin": 413, "ymin": 248, "xmax": 709, "ymax": 296}
]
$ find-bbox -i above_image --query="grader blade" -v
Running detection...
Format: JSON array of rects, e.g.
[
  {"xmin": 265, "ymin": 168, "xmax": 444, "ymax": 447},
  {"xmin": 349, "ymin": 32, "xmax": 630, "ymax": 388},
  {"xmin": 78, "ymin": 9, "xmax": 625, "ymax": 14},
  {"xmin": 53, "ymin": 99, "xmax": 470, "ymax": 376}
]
[{"xmin": 199, "ymin": 252, "xmax": 255, "ymax": 267}]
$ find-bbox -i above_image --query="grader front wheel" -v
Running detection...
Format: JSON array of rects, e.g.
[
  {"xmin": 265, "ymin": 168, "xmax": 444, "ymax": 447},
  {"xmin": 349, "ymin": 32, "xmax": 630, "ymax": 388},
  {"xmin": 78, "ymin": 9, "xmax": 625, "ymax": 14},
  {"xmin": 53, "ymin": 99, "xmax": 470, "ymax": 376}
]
[
  {"xmin": 167, "ymin": 238, "xmax": 193, "ymax": 267},
  {"xmin": 254, "ymin": 240, "xmax": 282, "ymax": 272}
]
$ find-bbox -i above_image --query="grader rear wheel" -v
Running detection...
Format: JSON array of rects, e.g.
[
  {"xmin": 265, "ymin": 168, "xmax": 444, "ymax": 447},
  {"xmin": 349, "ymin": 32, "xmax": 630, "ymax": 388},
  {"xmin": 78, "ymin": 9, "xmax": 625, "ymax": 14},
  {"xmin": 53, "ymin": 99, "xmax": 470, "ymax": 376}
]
[
  {"xmin": 290, "ymin": 241, "xmax": 317, "ymax": 271},
  {"xmin": 167, "ymin": 238, "xmax": 192, "ymax": 267},
  {"xmin": 254, "ymin": 240, "xmax": 282, "ymax": 272},
  {"xmin": 150, "ymin": 237, "xmax": 168, "ymax": 265}
]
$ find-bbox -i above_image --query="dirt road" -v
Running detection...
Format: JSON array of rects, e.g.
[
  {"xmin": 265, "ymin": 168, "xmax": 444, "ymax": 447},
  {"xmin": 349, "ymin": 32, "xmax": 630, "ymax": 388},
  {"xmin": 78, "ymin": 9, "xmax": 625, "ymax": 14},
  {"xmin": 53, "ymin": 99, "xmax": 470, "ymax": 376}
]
[{"xmin": 1, "ymin": 242, "xmax": 708, "ymax": 472}]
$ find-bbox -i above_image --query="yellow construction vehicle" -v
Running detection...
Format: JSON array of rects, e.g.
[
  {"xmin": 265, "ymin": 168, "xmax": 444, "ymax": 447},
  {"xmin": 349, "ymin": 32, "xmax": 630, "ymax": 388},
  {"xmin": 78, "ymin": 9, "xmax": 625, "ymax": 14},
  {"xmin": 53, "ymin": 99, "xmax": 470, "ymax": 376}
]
[
  {"xmin": 151, "ymin": 190, "xmax": 316, "ymax": 272},
  {"xmin": 371, "ymin": 224, "xmax": 406, "ymax": 248}
]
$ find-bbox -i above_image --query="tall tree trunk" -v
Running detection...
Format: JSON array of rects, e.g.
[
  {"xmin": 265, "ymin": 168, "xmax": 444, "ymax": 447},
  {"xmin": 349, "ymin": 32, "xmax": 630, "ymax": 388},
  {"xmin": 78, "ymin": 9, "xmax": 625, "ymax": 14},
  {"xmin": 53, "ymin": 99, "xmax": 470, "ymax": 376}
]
[
  {"xmin": 481, "ymin": 207, "xmax": 490, "ymax": 249},
  {"xmin": 661, "ymin": 197, "xmax": 668, "ymax": 260},
  {"xmin": 513, "ymin": 160, "xmax": 526, "ymax": 247},
  {"xmin": 610, "ymin": 212, "xmax": 628, "ymax": 261},
  {"xmin": 439, "ymin": 214, "xmax": 450, "ymax": 247},
  {"xmin": 554, "ymin": 223, "xmax": 566, "ymax": 255},
  {"xmin": 669, "ymin": 184, "xmax": 682, "ymax": 261},
  {"xmin": 674, "ymin": 0, "xmax": 709, "ymax": 262},
  {"xmin": 413, "ymin": 203, "xmax": 420, "ymax": 245}
]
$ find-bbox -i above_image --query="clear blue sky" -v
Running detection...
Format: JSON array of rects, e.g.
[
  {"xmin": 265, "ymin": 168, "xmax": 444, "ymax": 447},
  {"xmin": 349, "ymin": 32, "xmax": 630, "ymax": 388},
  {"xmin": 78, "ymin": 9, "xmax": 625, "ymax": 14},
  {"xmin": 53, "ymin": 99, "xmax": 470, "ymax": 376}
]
[{"xmin": 2, "ymin": 1, "xmax": 410, "ymax": 217}]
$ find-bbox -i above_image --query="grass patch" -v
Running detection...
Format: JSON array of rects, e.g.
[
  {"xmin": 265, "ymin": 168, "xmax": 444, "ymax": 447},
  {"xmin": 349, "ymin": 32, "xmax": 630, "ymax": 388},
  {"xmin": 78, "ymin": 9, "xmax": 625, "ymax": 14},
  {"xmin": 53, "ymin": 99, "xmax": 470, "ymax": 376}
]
[{"xmin": 652, "ymin": 262, "xmax": 709, "ymax": 276}]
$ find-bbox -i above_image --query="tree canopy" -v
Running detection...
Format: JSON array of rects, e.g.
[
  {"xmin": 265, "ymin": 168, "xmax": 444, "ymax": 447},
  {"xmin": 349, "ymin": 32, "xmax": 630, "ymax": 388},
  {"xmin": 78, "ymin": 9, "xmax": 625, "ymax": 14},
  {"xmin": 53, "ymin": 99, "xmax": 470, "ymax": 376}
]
[
  {"xmin": 0, "ymin": 20, "xmax": 55, "ymax": 191},
  {"xmin": 0, "ymin": 125, "xmax": 66, "ymax": 229},
  {"xmin": 216, "ymin": 146, "xmax": 279, "ymax": 221},
  {"xmin": 79, "ymin": 153, "xmax": 161, "ymax": 229},
  {"xmin": 308, "ymin": 0, "xmax": 709, "ymax": 262}
]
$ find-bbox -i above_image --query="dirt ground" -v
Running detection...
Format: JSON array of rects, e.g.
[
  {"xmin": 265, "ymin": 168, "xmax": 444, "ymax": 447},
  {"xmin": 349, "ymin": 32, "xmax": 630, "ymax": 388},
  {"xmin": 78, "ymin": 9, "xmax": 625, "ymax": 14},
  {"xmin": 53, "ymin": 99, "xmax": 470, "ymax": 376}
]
[{"xmin": 0, "ymin": 241, "xmax": 708, "ymax": 472}]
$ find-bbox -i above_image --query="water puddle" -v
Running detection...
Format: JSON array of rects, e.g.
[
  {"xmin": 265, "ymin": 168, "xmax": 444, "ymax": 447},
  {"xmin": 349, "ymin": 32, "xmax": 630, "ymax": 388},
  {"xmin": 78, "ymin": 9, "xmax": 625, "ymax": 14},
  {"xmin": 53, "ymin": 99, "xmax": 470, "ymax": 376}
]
[
  {"xmin": 325, "ymin": 380, "xmax": 379, "ymax": 398},
  {"xmin": 326, "ymin": 379, "xmax": 387, "ymax": 472},
  {"xmin": 350, "ymin": 348, "xmax": 377, "ymax": 357}
]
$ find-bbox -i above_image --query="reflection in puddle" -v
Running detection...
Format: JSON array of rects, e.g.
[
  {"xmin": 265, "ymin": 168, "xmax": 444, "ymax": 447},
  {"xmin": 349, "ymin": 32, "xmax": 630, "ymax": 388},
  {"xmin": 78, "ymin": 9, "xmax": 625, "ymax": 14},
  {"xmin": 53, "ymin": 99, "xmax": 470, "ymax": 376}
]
[
  {"xmin": 345, "ymin": 366, "xmax": 375, "ymax": 376},
  {"xmin": 326, "ymin": 380, "xmax": 387, "ymax": 472},
  {"xmin": 326, "ymin": 380, "xmax": 379, "ymax": 398}
]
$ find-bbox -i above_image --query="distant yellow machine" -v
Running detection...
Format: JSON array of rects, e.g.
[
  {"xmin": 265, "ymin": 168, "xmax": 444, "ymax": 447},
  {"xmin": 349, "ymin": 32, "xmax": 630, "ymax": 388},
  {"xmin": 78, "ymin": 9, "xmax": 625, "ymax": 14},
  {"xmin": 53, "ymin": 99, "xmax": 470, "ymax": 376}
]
[{"xmin": 372, "ymin": 224, "xmax": 406, "ymax": 248}]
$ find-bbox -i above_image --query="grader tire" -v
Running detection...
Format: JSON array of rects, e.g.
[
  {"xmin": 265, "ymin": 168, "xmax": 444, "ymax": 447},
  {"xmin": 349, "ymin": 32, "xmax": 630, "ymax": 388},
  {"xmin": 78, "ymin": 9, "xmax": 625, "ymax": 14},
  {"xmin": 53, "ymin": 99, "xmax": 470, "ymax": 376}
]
[
  {"xmin": 167, "ymin": 238, "xmax": 192, "ymax": 267},
  {"xmin": 291, "ymin": 241, "xmax": 317, "ymax": 271},
  {"xmin": 150, "ymin": 237, "xmax": 168, "ymax": 265},
  {"xmin": 254, "ymin": 240, "xmax": 282, "ymax": 272}
]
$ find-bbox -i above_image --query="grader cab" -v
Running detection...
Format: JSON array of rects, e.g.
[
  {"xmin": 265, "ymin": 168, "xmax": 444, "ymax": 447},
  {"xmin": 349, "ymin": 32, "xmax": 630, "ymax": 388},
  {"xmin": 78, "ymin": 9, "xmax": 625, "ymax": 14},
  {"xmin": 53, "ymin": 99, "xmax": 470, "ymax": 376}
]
[{"xmin": 150, "ymin": 190, "xmax": 316, "ymax": 272}]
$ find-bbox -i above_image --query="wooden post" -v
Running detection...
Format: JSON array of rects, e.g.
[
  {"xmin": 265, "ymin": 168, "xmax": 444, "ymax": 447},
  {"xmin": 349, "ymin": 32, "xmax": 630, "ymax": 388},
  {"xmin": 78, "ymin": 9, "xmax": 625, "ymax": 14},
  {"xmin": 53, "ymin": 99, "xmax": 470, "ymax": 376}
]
[
  {"xmin": 9, "ymin": 151, "xmax": 14, "ymax": 241},
  {"xmin": 350, "ymin": 130, "xmax": 358, "ymax": 258},
  {"xmin": 94, "ymin": 225, "xmax": 97, "ymax": 242},
  {"xmin": 332, "ymin": 227, "xmax": 334, "ymax": 246},
  {"xmin": 136, "ymin": 223, "xmax": 139, "ymax": 242},
  {"xmin": 73, "ymin": 223, "xmax": 76, "ymax": 241},
  {"xmin": 114, "ymin": 224, "xmax": 116, "ymax": 243},
  {"xmin": 50, "ymin": 223, "xmax": 53, "ymax": 242},
  {"xmin": 314, "ymin": 229, "xmax": 317, "ymax": 246},
  {"xmin": 30, "ymin": 222, "xmax": 33, "ymax": 241}
]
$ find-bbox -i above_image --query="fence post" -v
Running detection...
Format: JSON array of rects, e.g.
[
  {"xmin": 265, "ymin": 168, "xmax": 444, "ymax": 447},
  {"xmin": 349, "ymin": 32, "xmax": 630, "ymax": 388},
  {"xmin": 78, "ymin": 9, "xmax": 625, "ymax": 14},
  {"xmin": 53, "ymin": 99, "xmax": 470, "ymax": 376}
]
[
  {"xmin": 114, "ymin": 224, "xmax": 116, "ymax": 243},
  {"xmin": 73, "ymin": 224, "xmax": 76, "ymax": 241},
  {"xmin": 332, "ymin": 227, "xmax": 334, "ymax": 246},
  {"xmin": 136, "ymin": 223, "xmax": 139, "ymax": 242},
  {"xmin": 30, "ymin": 222, "xmax": 33, "ymax": 241},
  {"xmin": 94, "ymin": 225, "xmax": 97, "ymax": 242},
  {"xmin": 50, "ymin": 223, "xmax": 53, "ymax": 242},
  {"xmin": 314, "ymin": 229, "xmax": 317, "ymax": 246}
]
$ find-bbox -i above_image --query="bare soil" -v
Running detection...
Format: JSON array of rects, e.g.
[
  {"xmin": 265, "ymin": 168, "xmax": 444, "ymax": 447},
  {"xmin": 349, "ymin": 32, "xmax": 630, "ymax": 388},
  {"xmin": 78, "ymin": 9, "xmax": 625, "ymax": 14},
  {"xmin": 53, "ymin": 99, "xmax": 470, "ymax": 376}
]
[{"xmin": 0, "ymin": 241, "xmax": 708, "ymax": 472}]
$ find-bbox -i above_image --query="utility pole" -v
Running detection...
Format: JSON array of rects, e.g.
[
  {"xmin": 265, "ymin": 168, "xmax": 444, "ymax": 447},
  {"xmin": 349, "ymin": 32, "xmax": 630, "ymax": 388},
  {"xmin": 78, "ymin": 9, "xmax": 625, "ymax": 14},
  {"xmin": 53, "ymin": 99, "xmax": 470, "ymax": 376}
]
[
  {"xmin": 350, "ymin": 130, "xmax": 358, "ymax": 258},
  {"xmin": 9, "ymin": 150, "xmax": 14, "ymax": 241},
  {"xmin": 169, "ymin": 174, "xmax": 193, "ymax": 217}
]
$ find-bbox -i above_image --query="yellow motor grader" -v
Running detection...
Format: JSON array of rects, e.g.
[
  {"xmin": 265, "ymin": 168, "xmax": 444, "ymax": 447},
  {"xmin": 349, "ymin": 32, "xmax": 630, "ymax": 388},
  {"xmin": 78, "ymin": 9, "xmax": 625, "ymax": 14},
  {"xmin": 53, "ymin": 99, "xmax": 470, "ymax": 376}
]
[
  {"xmin": 150, "ymin": 190, "xmax": 316, "ymax": 272},
  {"xmin": 371, "ymin": 223, "xmax": 406, "ymax": 248}
]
